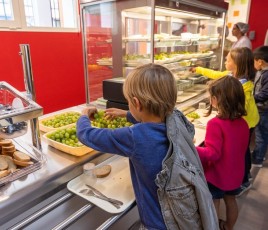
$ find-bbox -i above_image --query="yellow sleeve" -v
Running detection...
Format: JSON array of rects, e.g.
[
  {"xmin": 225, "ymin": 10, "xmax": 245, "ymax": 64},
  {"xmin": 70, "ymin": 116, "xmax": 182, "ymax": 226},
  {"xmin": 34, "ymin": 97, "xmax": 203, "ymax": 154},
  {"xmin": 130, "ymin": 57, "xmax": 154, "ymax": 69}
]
[{"xmin": 195, "ymin": 67, "xmax": 230, "ymax": 80}]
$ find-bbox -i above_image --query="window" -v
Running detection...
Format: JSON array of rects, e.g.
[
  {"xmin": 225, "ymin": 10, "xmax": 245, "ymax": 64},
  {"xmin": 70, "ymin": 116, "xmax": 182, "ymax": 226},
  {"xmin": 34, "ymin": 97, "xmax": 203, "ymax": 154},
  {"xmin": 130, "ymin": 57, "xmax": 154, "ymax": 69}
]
[
  {"xmin": 0, "ymin": 0, "xmax": 79, "ymax": 31},
  {"xmin": 50, "ymin": 0, "xmax": 60, "ymax": 27},
  {"xmin": 0, "ymin": 0, "xmax": 13, "ymax": 20},
  {"xmin": 24, "ymin": 0, "xmax": 35, "ymax": 26}
]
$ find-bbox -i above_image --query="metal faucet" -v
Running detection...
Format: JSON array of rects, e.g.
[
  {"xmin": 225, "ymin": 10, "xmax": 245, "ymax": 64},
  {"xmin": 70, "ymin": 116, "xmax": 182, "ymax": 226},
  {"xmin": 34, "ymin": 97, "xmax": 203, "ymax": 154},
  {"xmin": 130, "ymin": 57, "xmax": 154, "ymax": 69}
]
[{"xmin": 19, "ymin": 44, "xmax": 42, "ymax": 150}]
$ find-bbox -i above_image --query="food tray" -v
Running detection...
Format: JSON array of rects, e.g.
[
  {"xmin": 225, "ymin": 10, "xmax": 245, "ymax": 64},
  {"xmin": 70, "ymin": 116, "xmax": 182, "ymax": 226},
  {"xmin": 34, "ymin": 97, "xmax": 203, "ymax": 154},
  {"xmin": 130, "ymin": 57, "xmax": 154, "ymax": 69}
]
[
  {"xmin": 39, "ymin": 111, "xmax": 81, "ymax": 133},
  {"xmin": 194, "ymin": 127, "xmax": 206, "ymax": 147},
  {"xmin": 96, "ymin": 61, "xmax": 112, "ymax": 66},
  {"xmin": 185, "ymin": 84, "xmax": 207, "ymax": 94},
  {"xmin": 155, "ymin": 41, "xmax": 175, "ymax": 47},
  {"xmin": 192, "ymin": 109, "xmax": 217, "ymax": 129},
  {"xmin": 43, "ymin": 125, "xmax": 94, "ymax": 156},
  {"xmin": 125, "ymin": 59, "xmax": 150, "ymax": 67},
  {"xmin": 0, "ymin": 159, "xmax": 41, "ymax": 187},
  {"xmin": 177, "ymin": 92, "xmax": 198, "ymax": 103},
  {"xmin": 0, "ymin": 143, "xmax": 42, "ymax": 187},
  {"xmin": 67, "ymin": 155, "xmax": 135, "ymax": 213},
  {"xmin": 96, "ymin": 58, "xmax": 112, "ymax": 66},
  {"xmin": 43, "ymin": 135, "xmax": 94, "ymax": 156}
]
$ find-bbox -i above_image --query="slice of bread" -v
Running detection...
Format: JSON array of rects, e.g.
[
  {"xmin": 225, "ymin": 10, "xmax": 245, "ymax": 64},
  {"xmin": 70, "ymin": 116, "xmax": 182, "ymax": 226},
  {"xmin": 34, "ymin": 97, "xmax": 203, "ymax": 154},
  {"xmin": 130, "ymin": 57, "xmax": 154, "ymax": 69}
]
[
  {"xmin": 2, "ymin": 145, "xmax": 15, "ymax": 151},
  {"xmin": 2, "ymin": 145, "xmax": 16, "ymax": 156},
  {"xmin": 13, "ymin": 159, "xmax": 33, "ymax": 167},
  {"xmin": 2, "ymin": 150, "xmax": 15, "ymax": 157},
  {"xmin": 13, "ymin": 151, "xmax": 31, "ymax": 162},
  {"xmin": 93, "ymin": 165, "xmax": 111, "ymax": 178},
  {"xmin": 0, "ymin": 139, "xmax": 12, "ymax": 146},
  {"xmin": 0, "ymin": 156, "xmax": 8, "ymax": 170},
  {"xmin": 2, "ymin": 155, "xmax": 17, "ymax": 172},
  {"xmin": 0, "ymin": 169, "xmax": 10, "ymax": 178}
]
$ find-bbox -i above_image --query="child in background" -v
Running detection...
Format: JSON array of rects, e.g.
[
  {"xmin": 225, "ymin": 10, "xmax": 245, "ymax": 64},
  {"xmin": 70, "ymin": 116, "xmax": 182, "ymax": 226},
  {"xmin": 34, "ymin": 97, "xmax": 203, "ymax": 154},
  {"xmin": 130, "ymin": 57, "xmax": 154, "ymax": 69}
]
[
  {"xmin": 252, "ymin": 46, "xmax": 268, "ymax": 167},
  {"xmin": 76, "ymin": 63, "xmax": 217, "ymax": 229},
  {"xmin": 196, "ymin": 76, "xmax": 249, "ymax": 230},
  {"xmin": 192, "ymin": 47, "xmax": 259, "ymax": 195}
]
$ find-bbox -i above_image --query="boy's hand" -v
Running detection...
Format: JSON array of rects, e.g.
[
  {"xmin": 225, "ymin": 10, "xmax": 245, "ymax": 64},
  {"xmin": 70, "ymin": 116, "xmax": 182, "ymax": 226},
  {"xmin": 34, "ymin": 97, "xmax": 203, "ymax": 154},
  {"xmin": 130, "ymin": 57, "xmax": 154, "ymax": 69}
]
[
  {"xmin": 105, "ymin": 108, "xmax": 128, "ymax": 119},
  {"xmin": 81, "ymin": 107, "xmax": 97, "ymax": 120}
]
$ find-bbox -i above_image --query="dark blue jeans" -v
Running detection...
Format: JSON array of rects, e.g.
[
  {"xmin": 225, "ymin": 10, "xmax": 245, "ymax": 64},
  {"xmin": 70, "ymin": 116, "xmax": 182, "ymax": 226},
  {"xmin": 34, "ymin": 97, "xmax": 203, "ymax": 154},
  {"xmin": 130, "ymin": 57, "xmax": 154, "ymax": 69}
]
[{"xmin": 252, "ymin": 110, "xmax": 268, "ymax": 162}]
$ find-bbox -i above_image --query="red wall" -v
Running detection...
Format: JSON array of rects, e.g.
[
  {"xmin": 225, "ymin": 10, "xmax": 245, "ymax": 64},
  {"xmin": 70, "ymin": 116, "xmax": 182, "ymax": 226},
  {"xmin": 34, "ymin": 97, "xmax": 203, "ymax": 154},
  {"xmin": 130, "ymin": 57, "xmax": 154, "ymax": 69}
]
[
  {"xmin": 248, "ymin": 1, "xmax": 268, "ymax": 49},
  {"xmin": 0, "ymin": 31, "xmax": 85, "ymax": 114}
]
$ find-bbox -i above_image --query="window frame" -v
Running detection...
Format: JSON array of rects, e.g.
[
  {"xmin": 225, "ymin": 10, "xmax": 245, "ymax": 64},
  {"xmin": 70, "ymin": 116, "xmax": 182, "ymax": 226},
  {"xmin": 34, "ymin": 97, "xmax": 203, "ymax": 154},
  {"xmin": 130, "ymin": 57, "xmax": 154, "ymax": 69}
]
[
  {"xmin": 0, "ymin": 0, "xmax": 22, "ymax": 29},
  {"xmin": 0, "ymin": 0, "xmax": 80, "ymax": 32}
]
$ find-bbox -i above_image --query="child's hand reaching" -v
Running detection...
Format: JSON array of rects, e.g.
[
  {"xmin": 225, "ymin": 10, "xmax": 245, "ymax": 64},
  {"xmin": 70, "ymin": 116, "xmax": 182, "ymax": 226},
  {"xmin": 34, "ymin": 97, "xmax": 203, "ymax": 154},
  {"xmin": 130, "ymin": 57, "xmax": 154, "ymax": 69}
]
[
  {"xmin": 81, "ymin": 106, "xmax": 98, "ymax": 120},
  {"xmin": 105, "ymin": 108, "xmax": 128, "ymax": 120},
  {"xmin": 189, "ymin": 67, "xmax": 197, "ymax": 73}
]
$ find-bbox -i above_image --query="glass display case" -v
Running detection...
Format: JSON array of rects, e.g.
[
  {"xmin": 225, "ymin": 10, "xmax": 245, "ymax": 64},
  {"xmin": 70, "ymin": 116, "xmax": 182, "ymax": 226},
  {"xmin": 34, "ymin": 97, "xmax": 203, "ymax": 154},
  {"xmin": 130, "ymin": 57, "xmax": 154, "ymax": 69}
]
[{"xmin": 80, "ymin": 0, "xmax": 228, "ymax": 110}]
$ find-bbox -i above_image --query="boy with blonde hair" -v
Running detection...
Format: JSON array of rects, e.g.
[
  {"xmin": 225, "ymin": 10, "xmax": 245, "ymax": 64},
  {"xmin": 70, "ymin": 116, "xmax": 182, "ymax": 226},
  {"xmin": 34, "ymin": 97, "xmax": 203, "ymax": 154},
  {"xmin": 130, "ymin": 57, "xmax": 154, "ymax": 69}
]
[{"xmin": 77, "ymin": 64, "xmax": 217, "ymax": 229}]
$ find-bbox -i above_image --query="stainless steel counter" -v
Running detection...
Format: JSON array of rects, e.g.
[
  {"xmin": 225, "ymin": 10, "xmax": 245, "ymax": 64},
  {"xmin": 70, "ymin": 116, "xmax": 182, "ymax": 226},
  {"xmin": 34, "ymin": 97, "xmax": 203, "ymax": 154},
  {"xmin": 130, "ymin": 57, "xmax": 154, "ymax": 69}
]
[
  {"xmin": 0, "ymin": 105, "xmax": 139, "ymax": 229},
  {"xmin": 0, "ymin": 104, "xmax": 206, "ymax": 229}
]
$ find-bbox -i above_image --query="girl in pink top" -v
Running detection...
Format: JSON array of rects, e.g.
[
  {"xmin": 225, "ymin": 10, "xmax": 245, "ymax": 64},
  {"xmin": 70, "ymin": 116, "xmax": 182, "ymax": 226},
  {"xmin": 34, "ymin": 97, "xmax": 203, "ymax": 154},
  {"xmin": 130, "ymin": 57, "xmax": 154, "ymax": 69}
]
[{"xmin": 196, "ymin": 76, "xmax": 249, "ymax": 230}]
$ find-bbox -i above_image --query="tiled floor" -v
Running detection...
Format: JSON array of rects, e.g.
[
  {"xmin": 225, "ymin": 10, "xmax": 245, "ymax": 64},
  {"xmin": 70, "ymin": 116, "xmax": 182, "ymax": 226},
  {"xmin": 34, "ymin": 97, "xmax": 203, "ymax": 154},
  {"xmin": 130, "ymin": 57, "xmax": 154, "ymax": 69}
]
[{"xmin": 219, "ymin": 159, "xmax": 268, "ymax": 230}]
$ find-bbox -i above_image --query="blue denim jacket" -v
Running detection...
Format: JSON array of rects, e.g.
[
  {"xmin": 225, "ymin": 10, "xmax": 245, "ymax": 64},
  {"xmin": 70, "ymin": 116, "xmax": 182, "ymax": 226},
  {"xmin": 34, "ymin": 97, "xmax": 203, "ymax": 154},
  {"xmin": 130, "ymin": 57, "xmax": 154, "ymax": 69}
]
[{"xmin": 155, "ymin": 109, "xmax": 218, "ymax": 230}]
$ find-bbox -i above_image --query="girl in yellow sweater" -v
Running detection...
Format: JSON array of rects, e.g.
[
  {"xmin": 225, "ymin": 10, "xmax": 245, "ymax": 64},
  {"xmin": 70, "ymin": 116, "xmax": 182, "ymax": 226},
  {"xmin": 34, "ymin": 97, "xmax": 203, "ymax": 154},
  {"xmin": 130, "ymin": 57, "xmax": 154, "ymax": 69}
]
[{"xmin": 192, "ymin": 47, "xmax": 259, "ymax": 196}]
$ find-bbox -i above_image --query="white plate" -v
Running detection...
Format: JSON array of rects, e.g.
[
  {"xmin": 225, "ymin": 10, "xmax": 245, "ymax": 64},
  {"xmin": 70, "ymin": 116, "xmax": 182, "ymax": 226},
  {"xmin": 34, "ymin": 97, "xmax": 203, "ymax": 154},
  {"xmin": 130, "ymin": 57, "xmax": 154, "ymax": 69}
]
[
  {"xmin": 12, "ymin": 97, "xmax": 24, "ymax": 109},
  {"xmin": 67, "ymin": 155, "xmax": 135, "ymax": 213}
]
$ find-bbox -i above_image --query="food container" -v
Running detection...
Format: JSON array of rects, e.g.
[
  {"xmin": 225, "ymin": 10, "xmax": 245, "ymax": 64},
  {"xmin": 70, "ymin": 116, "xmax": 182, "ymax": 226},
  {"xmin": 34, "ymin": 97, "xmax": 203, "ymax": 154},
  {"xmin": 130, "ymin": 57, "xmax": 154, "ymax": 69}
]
[
  {"xmin": 191, "ymin": 33, "xmax": 200, "ymax": 41},
  {"xmin": 181, "ymin": 32, "xmax": 193, "ymax": 40},
  {"xmin": 0, "ymin": 140, "xmax": 42, "ymax": 187},
  {"xmin": 39, "ymin": 111, "xmax": 81, "ymax": 133},
  {"xmin": 43, "ymin": 125, "xmax": 94, "ymax": 156},
  {"xmin": 177, "ymin": 80, "xmax": 193, "ymax": 91}
]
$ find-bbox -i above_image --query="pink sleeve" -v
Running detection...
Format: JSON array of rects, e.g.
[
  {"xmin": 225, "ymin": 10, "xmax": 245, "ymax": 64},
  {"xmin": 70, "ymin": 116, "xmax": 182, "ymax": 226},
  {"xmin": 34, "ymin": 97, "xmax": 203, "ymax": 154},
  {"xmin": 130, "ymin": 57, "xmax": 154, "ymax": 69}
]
[{"xmin": 196, "ymin": 119, "xmax": 223, "ymax": 164}]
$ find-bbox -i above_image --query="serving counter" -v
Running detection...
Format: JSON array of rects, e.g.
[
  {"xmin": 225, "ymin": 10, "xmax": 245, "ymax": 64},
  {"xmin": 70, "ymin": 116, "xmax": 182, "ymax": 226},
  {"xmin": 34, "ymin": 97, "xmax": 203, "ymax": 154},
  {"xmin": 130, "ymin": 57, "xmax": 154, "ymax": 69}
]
[{"xmin": 0, "ymin": 104, "xmax": 208, "ymax": 229}]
